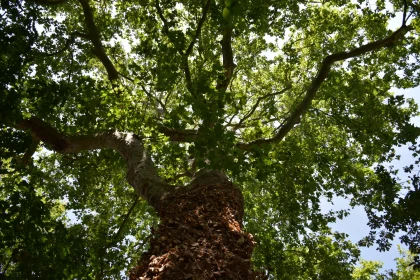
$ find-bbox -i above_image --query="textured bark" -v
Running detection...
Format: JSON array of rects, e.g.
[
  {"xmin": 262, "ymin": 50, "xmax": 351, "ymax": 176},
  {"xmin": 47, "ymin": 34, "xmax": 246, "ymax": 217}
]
[
  {"xmin": 129, "ymin": 170, "xmax": 260, "ymax": 280},
  {"xmin": 17, "ymin": 117, "xmax": 260, "ymax": 278}
]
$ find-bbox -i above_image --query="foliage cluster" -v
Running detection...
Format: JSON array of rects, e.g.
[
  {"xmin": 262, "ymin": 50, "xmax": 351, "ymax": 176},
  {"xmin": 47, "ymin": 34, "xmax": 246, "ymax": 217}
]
[{"xmin": 1, "ymin": 0, "xmax": 420, "ymax": 278}]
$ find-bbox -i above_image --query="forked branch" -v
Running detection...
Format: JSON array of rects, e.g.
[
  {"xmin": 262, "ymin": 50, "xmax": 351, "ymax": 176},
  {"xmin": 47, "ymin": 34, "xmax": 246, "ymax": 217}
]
[
  {"xmin": 237, "ymin": 24, "xmax": 414, "ymax": 150},
  {"xmin": 155, "ymin": 0, "xmax": 211, "ymax": 96},
  {"xmin": 234, "ymin": 86, "xmax": 292, "ymax": 130}
]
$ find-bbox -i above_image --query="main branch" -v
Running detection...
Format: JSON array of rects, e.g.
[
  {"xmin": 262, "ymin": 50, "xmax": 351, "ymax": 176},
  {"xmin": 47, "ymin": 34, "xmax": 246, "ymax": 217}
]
[
  {"xmin": 185, "ymin": 0, "xmax": 211, "ymax": 58},
  {"xmin": 155, "ymin": 0, "xmax": 211, "ymax": 96},
  {"xmin": 217, "ymin": 27, "xmax": 235, "ymax": 90},
  {"xmin": 18, "ymin": 116, "xmax": 172, "ymax": 210},
  {"xmin": 30, "ymin": 0, "xmax": 119, "ymax": 83},
  {"xmin": 78, "ymin": 0, "xmax": 119, "ymax": 82},
  {"xmin": 237, "ymin": 24, "xmax": 413, "ymax": 150}
]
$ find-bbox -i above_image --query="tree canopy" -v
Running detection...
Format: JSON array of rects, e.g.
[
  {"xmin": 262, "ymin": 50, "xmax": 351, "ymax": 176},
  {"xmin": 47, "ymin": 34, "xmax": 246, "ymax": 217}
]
[
  {"xmin": 353, "ymin": 246, "xmax": 420, "ymax": 279},
  {"xmin": 1, "ymin": 0, "xmax": 420, "ymax": 279}
]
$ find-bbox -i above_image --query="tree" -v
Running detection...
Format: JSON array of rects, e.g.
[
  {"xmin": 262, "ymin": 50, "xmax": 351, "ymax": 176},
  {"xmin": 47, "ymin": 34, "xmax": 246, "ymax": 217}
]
[
  {"xmin": 1, "ymin": 0, "xmax": 420, "ymax": 279},
  {"xmin": 352, "ymin": 260, "xmax": 385, "ymax": 280},
  {"xmin": 392, "ymin": 245, "xmax": 420, "ymax": 280},
  {"xmin": 352, "ymin": 246, "xmax": 420, "ymax": 280}
]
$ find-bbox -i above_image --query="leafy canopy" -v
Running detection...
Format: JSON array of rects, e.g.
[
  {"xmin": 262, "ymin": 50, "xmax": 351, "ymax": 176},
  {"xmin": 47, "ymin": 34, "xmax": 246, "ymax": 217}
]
[{"xmin": 1, "ymin": 0, "xmax": 420, "ymax": 278}]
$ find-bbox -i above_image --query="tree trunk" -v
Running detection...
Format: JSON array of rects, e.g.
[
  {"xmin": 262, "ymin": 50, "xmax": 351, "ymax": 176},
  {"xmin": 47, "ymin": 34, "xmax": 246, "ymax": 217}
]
[
  {"xmin": 129, "ymin": 170, "xmax": 258, "ymax": 280},
  {"xmin": 16, "ymin": 118, "xmax": 261, "ymax": 278}
]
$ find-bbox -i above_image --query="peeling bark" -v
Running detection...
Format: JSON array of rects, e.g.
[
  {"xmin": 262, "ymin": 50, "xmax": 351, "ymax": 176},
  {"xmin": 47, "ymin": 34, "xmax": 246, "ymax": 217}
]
[
  {"xmin": 17, "ymin": 117, "xmax": 260, "ymax": 278},
  {"xmin": 130, "ymin": 170, "xmax": 259, "ymax": 280}
]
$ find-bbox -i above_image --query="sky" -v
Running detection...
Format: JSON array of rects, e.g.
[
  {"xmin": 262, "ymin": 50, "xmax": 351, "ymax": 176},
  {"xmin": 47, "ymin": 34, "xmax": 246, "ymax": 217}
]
[{"xmin": 322, "ymin": 86, "xmax": 420, "ymax": 272}]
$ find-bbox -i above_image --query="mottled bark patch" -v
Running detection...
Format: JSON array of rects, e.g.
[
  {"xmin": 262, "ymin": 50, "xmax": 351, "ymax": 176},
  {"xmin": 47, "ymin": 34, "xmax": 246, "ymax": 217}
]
[{"xmin": 129, "ymin": 180, "xmax": 259, "ymax": 280}]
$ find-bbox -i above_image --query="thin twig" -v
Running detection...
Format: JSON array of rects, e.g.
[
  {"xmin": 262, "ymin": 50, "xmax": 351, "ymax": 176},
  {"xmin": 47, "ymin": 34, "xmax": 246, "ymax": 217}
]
[
  {"xmin": 234, "ymin": 86, "xmax": 291, "ymax": 130},
  {"xmin": 106, "ymin": 196, "xmax": 140, "ymax": 249},
  {"xmin": 39, "ymin": 31, "xmax": 88, "ymax": 56}
]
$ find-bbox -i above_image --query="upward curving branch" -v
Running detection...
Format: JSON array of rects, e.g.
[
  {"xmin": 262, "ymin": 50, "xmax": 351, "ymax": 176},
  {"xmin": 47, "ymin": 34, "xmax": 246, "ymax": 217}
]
[
  {"xmin": 155, "ymin": 0, "xmax": 211, "ymax": 96},
  {"xmin": 236, "ymin": 24, "xmax": 414, "ymax": 151},
  {"xmin": 185, "ymin": 0, "xmax": 211, "ymax": 58},
  {"xmin": 217, "ymin": 27, "xmax": 235, "ymax": 91},
  {"xmin": 78, "ymin": 0, "xmax": 119, "ymax": 82},
  {"xmin": 18, "ymin": 116, "xmax": 172, "ymax": 211}
]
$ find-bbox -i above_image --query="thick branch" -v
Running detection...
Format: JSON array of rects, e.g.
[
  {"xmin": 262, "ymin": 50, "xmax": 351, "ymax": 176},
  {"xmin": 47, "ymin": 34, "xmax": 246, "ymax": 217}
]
[
  {"xmin": 18, "ymin": 116, "xmax": 172, "ymax": 210},
  {"xmin": 185, "ymin": 0, "xmax": 211, "ymax": 58},
  {"xmin": 403, "ymin": 0, "xmax": 408, "ymax": 25},
  {"xmin": 183, "ymin": 56, "xmax": 194, "ymax": 94},
  {"xmin": 158, "ymin": 126, "xmax": 198, "ymax": 142},
  {"xmin": 237, "ymin": 24, "xmax": 413, "ymax": 150},
  {"xmin": 78, "ymin": 0, "xmax": 119, "ymax": 81},
  {"xmin": 32, "ymin": 0, "xmax": 118, "ymax": 82},
  {"xmin": 217, "ymin": 28, "xmax": 235, "ymax": 90}
]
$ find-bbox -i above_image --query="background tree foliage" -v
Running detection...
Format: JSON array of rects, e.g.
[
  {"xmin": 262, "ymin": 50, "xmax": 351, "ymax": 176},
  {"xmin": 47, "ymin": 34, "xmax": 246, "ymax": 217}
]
[
  {"xmin": 353, "ymin": 246, "xmax": 420, "ymax": 279},
  {"xmin": 1, "ymin": 0, "xmax": 420, "ymax": 279}
]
